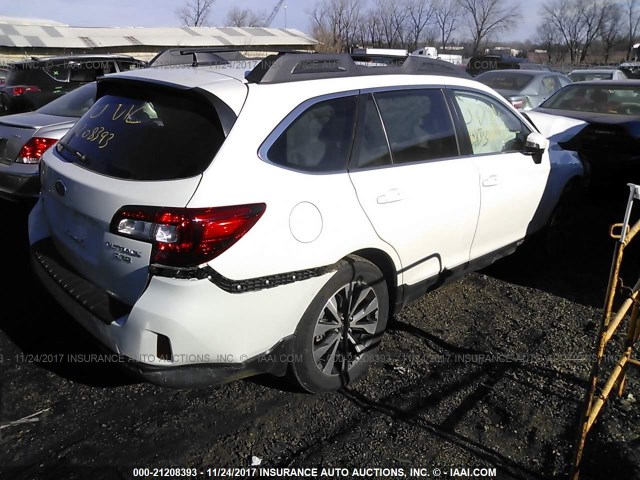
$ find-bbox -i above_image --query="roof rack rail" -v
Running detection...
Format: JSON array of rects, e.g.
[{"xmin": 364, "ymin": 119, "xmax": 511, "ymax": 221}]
[
  {"xmin": 148, "ymin": 47, "xmax": 312, "ymax": 68},
  {"xmin": 245, "ymin": 52, "xmax": 471, "ymax": 84},
  {"xmin": 149, "ymin": 47, "xmax": 239, "ymax": 67}
]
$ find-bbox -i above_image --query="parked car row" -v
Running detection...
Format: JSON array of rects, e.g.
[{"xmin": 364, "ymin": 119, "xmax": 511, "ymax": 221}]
[
  {"xmin": 6, "ymin": 51, "xmax": 585, "ymax": 392},
  {"xmin": 466, "ymin": 58, "xmax": 640, "ymax": 185},
  {"xmin": 530, "ymin": 80, "xmax": 640, "ymax": 183},
  {"xmin": 0, "ymin": 54, "xmax": 144, "ymax": 116},
  {"xmin": 0, "ymin": 82, "xmax": 96, "ymax": 200},
  {"xmin": 474, "ymin": 70, "xmax": 572, "ymax": 110}
]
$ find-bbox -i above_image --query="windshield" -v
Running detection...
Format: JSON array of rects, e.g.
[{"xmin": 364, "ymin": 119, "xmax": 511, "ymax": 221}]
[
  {"xmin": 477, "ymin": 72, "xmax": 534, "ymax": 91},
  {"xmin": 38, "ymin": 82, "xmax": 97, "ymax": 118},
  {"xmin": 56, "ymin": 83, "xmax": 226, "ymax": 180},
  {"xmin": 541, "ymin": 84, "xmax": 640, "ymax": 115}
]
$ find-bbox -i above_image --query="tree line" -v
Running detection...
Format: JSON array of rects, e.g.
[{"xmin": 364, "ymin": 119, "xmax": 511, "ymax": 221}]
[{"xmin": 175, "ymin": 0, "xmax": 640, "ymax": 61}]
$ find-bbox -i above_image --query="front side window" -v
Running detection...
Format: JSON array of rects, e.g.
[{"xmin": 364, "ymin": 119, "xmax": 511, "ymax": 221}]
[
  {"xmin": 374, "ymin": 89, "xmax": 458, "ymax": 164},
  {"xmin": 267, "ymin": 96, "xmax": 357, "ymax": 173},
  {"xmin": 453, "ymin": 91, "xmax": 529, "ymax": 155}
]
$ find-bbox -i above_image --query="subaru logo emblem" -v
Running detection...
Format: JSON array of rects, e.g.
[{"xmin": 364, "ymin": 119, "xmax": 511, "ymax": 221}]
[{"xmin": 54, "ymin": 179, "xmax": 66, "ymax": 197}]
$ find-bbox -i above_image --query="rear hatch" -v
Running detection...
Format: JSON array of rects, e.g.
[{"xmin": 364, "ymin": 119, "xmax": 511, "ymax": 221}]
[{"xmin": 39, "ymin": 79, "xmax": 242, "ymax": 305}]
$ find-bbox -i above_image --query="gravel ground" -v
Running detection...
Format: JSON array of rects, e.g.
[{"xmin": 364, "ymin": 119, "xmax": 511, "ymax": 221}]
[{"xmin": 1, "ymin": 190, "xmax": 639, "ymax": 480}]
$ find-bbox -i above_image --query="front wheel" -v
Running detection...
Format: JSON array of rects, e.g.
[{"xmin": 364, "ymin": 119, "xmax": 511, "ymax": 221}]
[{"xmin": 291, "ymin": 256, "xmax": 389, "ymax": 393}]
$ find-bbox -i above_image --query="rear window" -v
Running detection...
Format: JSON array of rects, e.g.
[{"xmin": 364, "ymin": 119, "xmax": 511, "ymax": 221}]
[
  {"xmin": 478, "ymin": 72, "xmax": 533, "ymax": 90},
  {"xmin": 56, "ymin": 84, "xmax": 226, "ymax": 180},
  {"xmin": 38, "ymin": 82, "xmax": 96, "ymax": 117}
]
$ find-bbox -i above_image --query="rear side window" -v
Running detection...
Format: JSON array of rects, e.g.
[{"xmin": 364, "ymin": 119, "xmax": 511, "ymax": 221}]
[
  {"xmin": 56, "ymin": 85, "xmax": 225, "ymax": 180},
  {"xmin": 374, "ymin": 89, "xmax": 458, "ymax": 164},
  {"xmin": 69, "ymin": 62, "xmax": 109, "ymax": 82},
  {"xmin": 118, "ymin": 60, "xmax": 142, "ymax": 71},
  {"xmin": 266, "ymin": 96, "xmax": 357, "ymax": 173},
  {"xmin": 540, "ymin": 75, "xmax": 560, "ymax": 95},
  {"xmin": 6, "ymin": 64, "xmax": 68, "ymax": 86}
]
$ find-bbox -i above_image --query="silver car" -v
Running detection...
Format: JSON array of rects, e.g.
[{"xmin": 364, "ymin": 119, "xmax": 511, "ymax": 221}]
[
  {"xmin": 475, "ymin": 70, "xmax": 572, "ymax": 110},
  {"xmin": 0, "ymin": 82, "xmax": 96, "ymax": 200},
  {"xmin": 568, "ymin": 69, "xmax": 628, "ymax": 82}
]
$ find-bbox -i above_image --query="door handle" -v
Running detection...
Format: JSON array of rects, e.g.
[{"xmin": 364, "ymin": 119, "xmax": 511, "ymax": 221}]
[
  {"xmin": 377, "ymin": 189, "xmax": 404, "ymax": 204},
  {"xmin": 482, "ymin": 175, "xmax": 500, "ymax": 187}
]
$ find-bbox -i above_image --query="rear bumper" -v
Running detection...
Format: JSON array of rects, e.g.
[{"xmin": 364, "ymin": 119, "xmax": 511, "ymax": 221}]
[
  {"xmin": 118, "ymin": 336, "xmax": 294, "ymax": 388},
  {"xmin": 0, "ymin": 161, "xmax": 39, "ymax": 200},
  {"xmin": 30, "ymin": 239, "xmax": 298, "ymax": 387}
]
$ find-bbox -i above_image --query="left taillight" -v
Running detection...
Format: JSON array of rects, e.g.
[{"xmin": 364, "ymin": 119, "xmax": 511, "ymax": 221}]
[
  {"xmin": 509, "ymin": 96, "xmax": 527, "ymax": 110},
  {"xmin": 11, "ymin": 86, "xmax": 41, "ymax": 96},
  {"xmin": 16, "ymin": 137, "xmax": 58, "ymax": 164},
  {"xmin": 110, "ymin": 203, "xmax": 266, "ymax": 268}
]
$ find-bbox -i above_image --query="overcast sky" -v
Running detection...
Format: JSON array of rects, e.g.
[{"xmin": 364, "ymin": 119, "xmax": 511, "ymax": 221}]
[{"xmin": 2, "ymin": 0, "xmax": 540, "ymax": 43}]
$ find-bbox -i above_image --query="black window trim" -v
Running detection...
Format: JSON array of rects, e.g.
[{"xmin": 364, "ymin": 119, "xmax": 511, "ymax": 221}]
[
  {"xmin": 257, "ymin": 90, "xmax": 360, "ymax": 175},
  {"xmin": 347, "ymin": 93, "xmax": 393, "ymax": 172}
]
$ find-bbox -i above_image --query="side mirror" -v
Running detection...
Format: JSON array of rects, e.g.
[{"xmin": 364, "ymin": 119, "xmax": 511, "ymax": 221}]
[{"xmin": 524, "ymin": 132, "xmax": 549, "ymax": 164}]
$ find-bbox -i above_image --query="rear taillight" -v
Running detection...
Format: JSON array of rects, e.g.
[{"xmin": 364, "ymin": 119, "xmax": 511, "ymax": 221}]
[
  {"xmin": 509, "ymin": 97, "xmax": 527, "ymax": 110},
  {"xmin": 110, "ymin": 204, "xmax": 266, "ymax": 267},
  {"xmin": 11, "ymin": 86, "xmax": 41, "ymax": 96},
  {"xmin": 16, "ymin": 137, "xmax": 58, "ymax": 164}
]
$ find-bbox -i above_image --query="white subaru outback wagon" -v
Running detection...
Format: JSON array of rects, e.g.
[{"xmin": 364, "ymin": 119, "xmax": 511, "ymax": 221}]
[{"xmin": 29, "ymin": 53, "xmax": 580, "ymax": 392}]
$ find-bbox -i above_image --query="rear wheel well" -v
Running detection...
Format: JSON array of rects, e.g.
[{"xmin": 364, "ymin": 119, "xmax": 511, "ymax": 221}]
[{"xmin": 349, "ymin": 248, "xmax": 398, "ymax": 313}]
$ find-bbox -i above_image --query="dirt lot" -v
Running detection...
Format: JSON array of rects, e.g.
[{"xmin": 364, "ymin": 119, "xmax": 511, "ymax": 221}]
[{"xmin": 1, "ymin": 189, "xmax": 639, "ymax": 480}]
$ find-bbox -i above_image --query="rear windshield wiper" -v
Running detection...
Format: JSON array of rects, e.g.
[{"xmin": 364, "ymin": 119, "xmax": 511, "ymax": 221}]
[{"xmin": 56, "ymin": 140, "xmax": 92, "ymax": 165}]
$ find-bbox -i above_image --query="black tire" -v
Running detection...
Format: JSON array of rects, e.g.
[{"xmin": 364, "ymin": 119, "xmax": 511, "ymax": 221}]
[{"xmin": 290, "ymin": 256, "xmax": 389, "ymax": 393}]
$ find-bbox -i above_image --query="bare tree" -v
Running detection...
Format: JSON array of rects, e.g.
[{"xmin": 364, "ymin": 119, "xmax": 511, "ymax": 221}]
[
  {"xmin": 405, "ymin": 0, "xmax": 436, "ymax": 51},
  {"xmin": 536, "ymin": 22, "xmax": 564, "ymax": 63},
  {"xmin": 600, "ymin": 3, "xmax": 623, "ymax": 63},
  {"xmin": 373, "ymin": 0, "xmax": 408, "ymax": 48},
  {"xmin": 457, "ymin": 0, "xmax": 520, "ymax": 56},
  {"xmin": 356, "ymin": 11, "xmax": 384, "ymax": 47},
  {"xmin": 625, "ymin": 0, "xmax": 640, "ymax": 59},
  {"xmin": 433, "ymin": 0, "xmax": 461, "ymax": 50},
  {"xmin": 176, "ymin": 0, "xmax": 215, "ymax": 27},
  {"xmin": 225, "ymin": 7, "xmax": 266, "ymax": 27},
  {"xmin": 542, "ymin": 0, "xmax": 613, "ymax": 63},
  {"xmin": 423, "ymin": 26, "xmax": 440, "ymax": 46},
  {"xmin": 310, "ymin": 0, "xmax": 362, "ymax": 52},
  {"xmin": 581, "ymin": 0, "xmax": 614, "ymax": 62}
]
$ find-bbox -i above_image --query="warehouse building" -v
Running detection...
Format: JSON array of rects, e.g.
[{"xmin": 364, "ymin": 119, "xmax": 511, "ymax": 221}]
[{"xmin": 0, "ymin": 16, "xmax": 318, "ymax": 64}]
